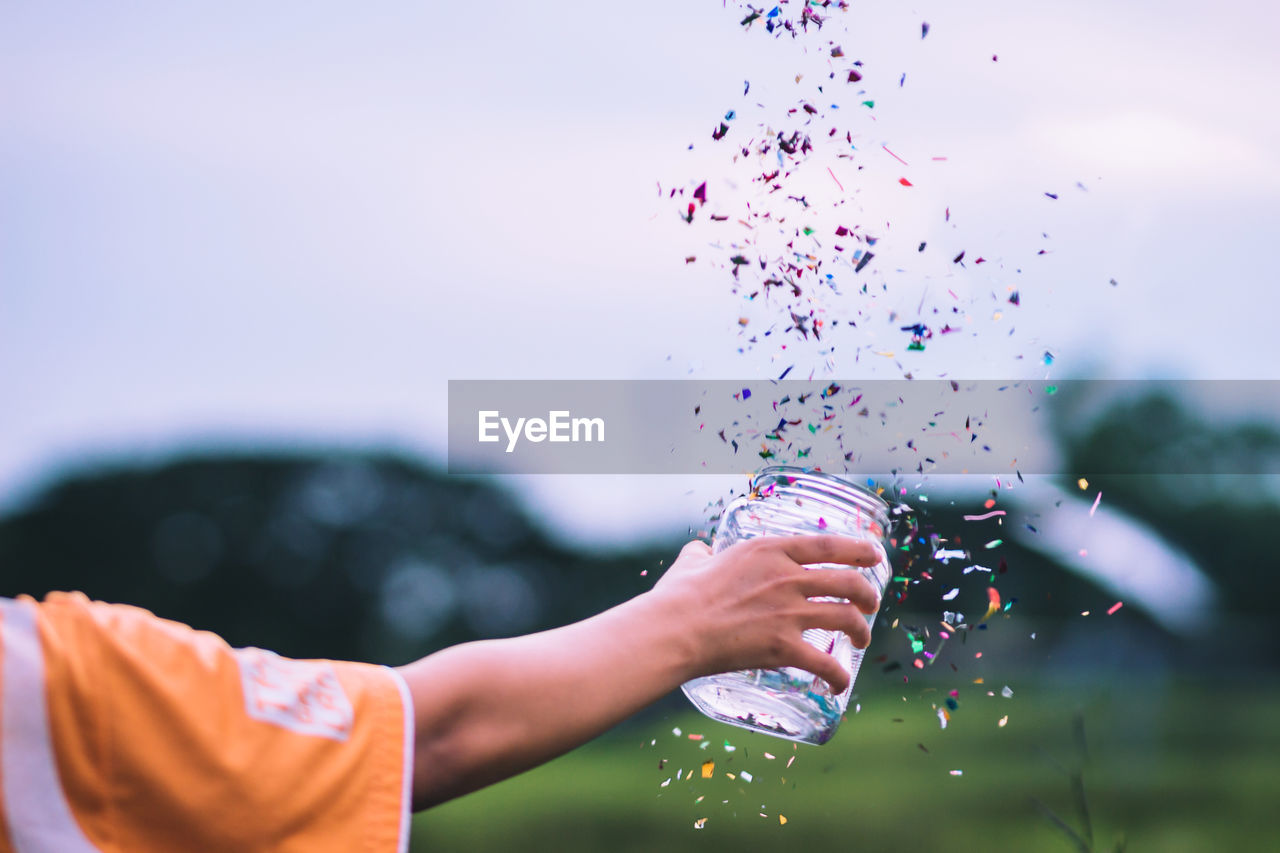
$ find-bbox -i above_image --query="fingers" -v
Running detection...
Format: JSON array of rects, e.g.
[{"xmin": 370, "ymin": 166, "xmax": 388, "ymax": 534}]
[
  {"xmin": 788, "ymin": 642, "xmax": 851, "ymax": 695},
  {"xmin": 795, "ymin": 568, "xmax": 881, "ymax": 615},
  {"xmin": 767, "ymin": 534, "xmax": 883, "ymax": 569},
  {"xmin": 803, "ymin": 602, "xmax": 874, "ymax": 648}
]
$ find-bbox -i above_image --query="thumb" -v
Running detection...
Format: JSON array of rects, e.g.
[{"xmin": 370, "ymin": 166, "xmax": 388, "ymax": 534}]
[{"xmin": 677, "ymin": 540, "xmax": 712, "ymax": 560}]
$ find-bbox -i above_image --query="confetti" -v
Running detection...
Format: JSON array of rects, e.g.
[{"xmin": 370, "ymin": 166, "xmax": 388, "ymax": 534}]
[
  {"xmin": 1107, "ymin": 601, "xmax": 1124, "ymax": 615},
  {"xmin": 663, "ymin": 4, "xmax": 1081, "ymax": 773},
  {"xmin": 701, "ymin": 760, "xmax": 715, "ymax": 779},
  {"xmin": 1089, "ymin": 491, "xmax": 1102, "ymax": 516},
  {"xmin": 980, "ymin": 587, "xmax": 1002, "ymax": 623}
]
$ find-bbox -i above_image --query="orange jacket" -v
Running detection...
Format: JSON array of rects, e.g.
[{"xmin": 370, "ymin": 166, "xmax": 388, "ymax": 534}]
[{"xmin": 0, "ymin": 592, "xmax": 411, "ymax": 852}]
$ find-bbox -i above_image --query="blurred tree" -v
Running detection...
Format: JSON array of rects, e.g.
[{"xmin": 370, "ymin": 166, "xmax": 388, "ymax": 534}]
[
  {"xmin": 5, "ymin": 393, "xmax": 1272, "ymax": 680},
  {"xmin": 0, "ymin": 453, "xmax": 668, "ymax": 665},
  {"xmin": 1052, "ymin": 387, "xmax": 1280, "ymax": 667}
]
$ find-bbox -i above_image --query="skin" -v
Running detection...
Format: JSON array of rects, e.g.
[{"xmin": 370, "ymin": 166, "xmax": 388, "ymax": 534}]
[{"xmin": 396, "ymin": 533, "xmax": 885, "ymax": 810}]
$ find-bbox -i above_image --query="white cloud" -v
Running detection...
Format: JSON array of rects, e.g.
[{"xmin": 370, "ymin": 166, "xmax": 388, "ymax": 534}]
[{"xmin": 1027, "ymin": 111, "xmax": 1280, "ymax": 193}]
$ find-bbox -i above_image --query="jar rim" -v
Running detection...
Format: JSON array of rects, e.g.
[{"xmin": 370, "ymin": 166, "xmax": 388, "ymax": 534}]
[{"xmin": 751, "ymin": 466, "xmax": 892, "ymax": 529}]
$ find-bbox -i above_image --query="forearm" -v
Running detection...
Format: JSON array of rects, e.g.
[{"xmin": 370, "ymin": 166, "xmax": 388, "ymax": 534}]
[{"xmin": 398, "ymin": 589, "xmax": 694, "ymax": 809}]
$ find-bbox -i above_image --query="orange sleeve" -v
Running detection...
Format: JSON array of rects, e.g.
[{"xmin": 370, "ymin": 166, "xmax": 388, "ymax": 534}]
[{"xmin": 16, "ymin": 592, "xmax": 411, "ymax": 853}]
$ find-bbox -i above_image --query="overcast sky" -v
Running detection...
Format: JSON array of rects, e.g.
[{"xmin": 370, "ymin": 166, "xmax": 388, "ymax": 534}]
[{"xmin": 3, "ymin": 0, "xmax": 1278, "ymax": 544}]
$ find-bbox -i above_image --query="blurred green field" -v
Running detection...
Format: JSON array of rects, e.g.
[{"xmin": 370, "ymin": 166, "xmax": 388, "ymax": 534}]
[{"xmin": 412, "ymin": 679, "xmax": 1277, "ymax": 852}]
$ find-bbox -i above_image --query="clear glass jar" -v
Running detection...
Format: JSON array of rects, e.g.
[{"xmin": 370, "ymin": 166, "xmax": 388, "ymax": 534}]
[{"xmin": 680, "ymin": 466, "xmax": 893, "ymax": 744}]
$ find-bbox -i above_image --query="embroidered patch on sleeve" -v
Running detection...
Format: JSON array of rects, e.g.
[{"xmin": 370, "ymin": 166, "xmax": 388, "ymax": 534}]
[{"xmin": 236, "ymin": 648, "xmax": 354, "ymax": 741}]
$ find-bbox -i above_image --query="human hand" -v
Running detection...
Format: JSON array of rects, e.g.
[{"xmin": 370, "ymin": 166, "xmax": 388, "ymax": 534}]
[{"xmin": 651, "ymin": 535, "xmax": 885, "ymax": 694}]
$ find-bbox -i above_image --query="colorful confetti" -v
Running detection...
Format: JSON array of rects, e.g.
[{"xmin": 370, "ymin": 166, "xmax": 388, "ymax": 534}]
[{"xmin": 963, "ymin": 510, "xmax": 1007, "ymax": 521}]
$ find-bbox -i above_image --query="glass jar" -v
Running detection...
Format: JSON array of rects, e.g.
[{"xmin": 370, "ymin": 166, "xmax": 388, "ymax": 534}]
[{"xmin": 680, "ymin": 466, "xmax": 893, "ymax": 744}]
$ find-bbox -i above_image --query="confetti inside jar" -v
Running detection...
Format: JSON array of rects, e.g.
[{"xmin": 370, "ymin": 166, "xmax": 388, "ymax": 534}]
[{"xmin": 681, "ymin": 467, "xmax": 896, "ymax": 745}]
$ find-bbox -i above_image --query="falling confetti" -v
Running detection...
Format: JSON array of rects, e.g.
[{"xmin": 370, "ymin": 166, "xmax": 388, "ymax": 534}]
[
  {"xmin": 652, "ymin": 6, "xmax": 1105, "ymax": 821},
  {"xmin": 980, "ymin": 587, "xmax": 1002, "ymax": 623}
]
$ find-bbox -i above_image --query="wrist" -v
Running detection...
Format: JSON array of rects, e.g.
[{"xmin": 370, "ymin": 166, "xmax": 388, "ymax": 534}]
[{"xmin": 625, "ymin": 588, "xmax": 703, "ymax": 686}]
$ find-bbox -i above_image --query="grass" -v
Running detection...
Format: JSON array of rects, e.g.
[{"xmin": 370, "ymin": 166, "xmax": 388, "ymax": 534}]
[{"xmin": 411, "ymin": 679, "xmax": 1278, "ymax": 852}]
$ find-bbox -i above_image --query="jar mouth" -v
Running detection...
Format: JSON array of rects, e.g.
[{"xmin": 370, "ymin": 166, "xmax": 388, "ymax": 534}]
[{"xmin": 750, "ymin": 466, "xmax": 892, "ymax": 534}]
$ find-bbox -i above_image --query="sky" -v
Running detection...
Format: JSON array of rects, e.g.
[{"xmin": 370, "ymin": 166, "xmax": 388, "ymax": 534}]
[{"xmin": 3, "ymin": 0, "xmax": 1279, "ymax": 546}]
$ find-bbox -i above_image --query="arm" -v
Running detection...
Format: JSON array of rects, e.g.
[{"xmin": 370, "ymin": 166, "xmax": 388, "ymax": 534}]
[{"xmin": 396, "ymin": 534, "xmax": 884, "ymax": 809}]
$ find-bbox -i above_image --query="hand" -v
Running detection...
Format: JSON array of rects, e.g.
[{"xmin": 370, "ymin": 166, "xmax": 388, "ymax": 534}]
[{"xmin": 651, "ymin": 535, "xmax": 884, "ymax": 695}]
